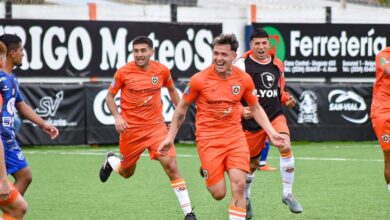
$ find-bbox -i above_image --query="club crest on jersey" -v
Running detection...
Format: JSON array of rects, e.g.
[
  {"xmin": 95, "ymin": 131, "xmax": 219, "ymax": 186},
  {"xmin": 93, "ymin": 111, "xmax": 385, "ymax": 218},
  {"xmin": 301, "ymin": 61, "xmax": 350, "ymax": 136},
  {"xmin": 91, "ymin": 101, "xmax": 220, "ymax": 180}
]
[
  {"xmin": 151, "ymin": 76, "xmax": 159, "ymax": 85},
  {"xmin": 261, "ymin": 72, "xmax": 275, "ymax": 89},
  {"xmin": 382, "ymin": 134, "xmax": 389, "ymax": 143},
  {"xmin": 232, "ymin": 85, "xmax": 241, "ymax": 95}
]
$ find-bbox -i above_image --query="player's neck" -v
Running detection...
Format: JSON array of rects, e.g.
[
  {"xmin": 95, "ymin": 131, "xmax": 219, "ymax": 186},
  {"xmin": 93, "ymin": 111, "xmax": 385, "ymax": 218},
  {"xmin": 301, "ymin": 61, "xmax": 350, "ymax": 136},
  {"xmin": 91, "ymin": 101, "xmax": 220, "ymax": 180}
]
[
  {"xmin": 215, "ymin": 69, "xmax": 232, "ymax": 79},
  {"xmin": 136, "ymin": 63, "xmax": 151, "ymax": 72},
  {"xmin": 3, "ymin": 62, "xmax": 13, "ymax": 75},
  {"xmin": 250, "ymin": 54, "xmax": 271, "ymax": 64}
]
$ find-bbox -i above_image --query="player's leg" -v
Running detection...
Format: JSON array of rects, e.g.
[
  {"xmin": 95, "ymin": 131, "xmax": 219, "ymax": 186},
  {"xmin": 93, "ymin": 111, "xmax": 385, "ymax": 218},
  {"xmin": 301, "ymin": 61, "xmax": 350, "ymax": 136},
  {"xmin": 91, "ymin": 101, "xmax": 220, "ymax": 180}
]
[
  {"xmin": 258, "ymin": 141, "xmax": 277, "ymax": 171},
  {"xmin": 371, "ymin": 115, "xmax": 390, "ymax": 191},
  {"xmin": 10, "ymin": 167, "xmax": 32, "ymax": 196},
  {"xmin": 225, "ymin": 140, "xmax": 250, "ymax": 220},
  {"xmin": 6, "ymin": 144, "xmax": 30, "ymax": 196},
  {"xmin": 227, "ymin": 168, "xmax": 247, "ymax": 220},
  {"xmin": 157, "ymin": 155, "xmax": 195, "ymax": 218},
  {"xmin": 272, "ymin": 116, "xmax": 302, "ymax": 213},
  {"xmin": 0, "ymin": 186, "xmax": 28, "ymax": 220},
  {"xmin": 99, "ymin": 129, "xmax": 143, "ymax": 182},
  {"xmin": 244, "ymin": 130, "xmax": 266, "ymax": 219},
  {"xmin": 150, "ymin": 126, "xmax": 195, "ymax": 219}
]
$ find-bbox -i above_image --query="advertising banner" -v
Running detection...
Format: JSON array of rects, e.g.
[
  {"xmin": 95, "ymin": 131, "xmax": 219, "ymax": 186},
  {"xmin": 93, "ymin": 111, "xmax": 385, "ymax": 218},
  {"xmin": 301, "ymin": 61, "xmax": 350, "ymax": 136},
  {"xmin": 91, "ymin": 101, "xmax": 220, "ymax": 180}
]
[
  {"xmin": 251, "ymin": 23, "xmax": 389, "ymax": 77},
  {"xmin": 284, "ymin": 83, "xmax": 376, "ymax": 141},
  {"xmin": 0, "ymin": 19, "xmax": 222, "ymax": 79},
  {"xmin": 17, "ymin": 83, "xmax": 86, "ymax": 145},
  {"xmin": 85, "ymin": 82, "xmax": 195, "ymax": 145}
]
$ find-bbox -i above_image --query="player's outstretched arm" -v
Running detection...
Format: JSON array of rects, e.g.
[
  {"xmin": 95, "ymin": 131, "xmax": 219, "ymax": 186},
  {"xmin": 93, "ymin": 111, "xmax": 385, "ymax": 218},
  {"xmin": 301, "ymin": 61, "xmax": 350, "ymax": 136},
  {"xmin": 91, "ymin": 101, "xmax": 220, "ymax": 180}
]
[
  {"xmin": 158, "ymin": 99, "xmax": 190, "ymax": 156},
  {"xmin": 167, "ymin": 85, "xmax": 180, "ymax": 107},
  {"xmin": 16, "ymin": 101, "xmax": 59, "ymax": 139},
  {"xmin": 106, "ymin": 92, "xmax": 128, "ymax": 134},
  {"xmin": 249, "ymin": 102, "xmax": 287, "ymax": 147}
]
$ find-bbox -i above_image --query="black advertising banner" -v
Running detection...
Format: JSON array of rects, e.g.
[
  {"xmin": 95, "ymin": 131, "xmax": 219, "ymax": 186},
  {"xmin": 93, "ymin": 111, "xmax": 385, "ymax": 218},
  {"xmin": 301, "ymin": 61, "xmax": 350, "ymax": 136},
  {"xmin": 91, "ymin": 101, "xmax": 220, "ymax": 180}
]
[
  {"xmin": 84, "ymin": 82, "xmax": 195, "ymax": 145},
  {"xmin": 0, "ymin": 19, "xmax": 222, "ymax": 79},
  {"xmin": 283, "ymin": 83, "xmax": 376, "ymax": 141},
  {"xmin": 251, "ymin": 23, "xmax": 389, "ymax": 77},
  {"xmin": 17, "ymin": 83, "xmax": 86, "ymax": 145}
]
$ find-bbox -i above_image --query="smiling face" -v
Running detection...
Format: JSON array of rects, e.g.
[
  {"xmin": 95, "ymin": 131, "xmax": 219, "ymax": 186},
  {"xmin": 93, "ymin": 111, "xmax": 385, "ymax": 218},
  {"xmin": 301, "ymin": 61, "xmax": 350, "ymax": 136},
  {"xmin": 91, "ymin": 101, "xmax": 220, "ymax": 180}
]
[
  {"xmin": 212, "ymin": 44, "xmax": 237, "ymax": 75},
  {"xmin": 133, "ymin": 43, "xmax": 154, "ymax": 69},
  {"xmin": 250, "ymin": 37, "xmax": 270, "ymax": 60}
]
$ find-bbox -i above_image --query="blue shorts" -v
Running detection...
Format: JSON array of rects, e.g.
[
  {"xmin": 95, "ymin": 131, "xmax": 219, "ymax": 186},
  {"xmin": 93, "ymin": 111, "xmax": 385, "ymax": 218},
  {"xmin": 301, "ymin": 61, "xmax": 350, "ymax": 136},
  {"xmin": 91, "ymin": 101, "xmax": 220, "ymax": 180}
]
[{"xmin": 4, "ymin": 142, "xmax": 28, "ymax": 175}]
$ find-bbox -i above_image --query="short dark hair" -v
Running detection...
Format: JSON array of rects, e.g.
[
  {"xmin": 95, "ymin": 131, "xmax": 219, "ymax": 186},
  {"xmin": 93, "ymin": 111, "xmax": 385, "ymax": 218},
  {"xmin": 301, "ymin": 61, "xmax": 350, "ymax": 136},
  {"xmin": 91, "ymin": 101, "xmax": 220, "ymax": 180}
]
[
  {"xmin": 0, "ymin": 34, "xmax": 22, "ymax": 54},
  {"xmin": 250, "ymin": 28, "xmax": 269, "ymax": 40},
  {"xmin": 132, "ymin": 36, "xmax": 153, "ymax": 48},
  {"xmin": 212, "ymin": 34, "xmax": 239, "ymax": 52}
]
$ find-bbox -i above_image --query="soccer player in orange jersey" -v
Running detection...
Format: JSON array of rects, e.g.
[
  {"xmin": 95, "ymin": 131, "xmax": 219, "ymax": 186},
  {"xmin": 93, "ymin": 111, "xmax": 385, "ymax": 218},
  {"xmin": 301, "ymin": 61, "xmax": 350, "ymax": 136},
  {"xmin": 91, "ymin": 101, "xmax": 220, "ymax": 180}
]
[
  {"xmin": 159, "ymin": 34, "xmax": 286, "ymax": 220},
  {"xmin": 98, "ymin": 36, "xmax": 196, "ymax": 220},
  {"xmin": 235, "ymin": 28, "xmax": 302, "ymax": 218},
  {"xmin": 0, "ymin": 41, "xmax": 27, "ymax": 220},
  {"xmin": 371, "ymin": 47, "xmax": 390, "ymax": 193}
]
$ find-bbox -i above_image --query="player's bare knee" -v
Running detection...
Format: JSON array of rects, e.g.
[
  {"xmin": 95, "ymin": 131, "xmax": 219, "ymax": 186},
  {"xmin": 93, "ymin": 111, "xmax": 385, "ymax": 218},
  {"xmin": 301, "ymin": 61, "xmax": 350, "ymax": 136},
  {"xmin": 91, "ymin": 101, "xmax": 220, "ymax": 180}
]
[
  {"xmin": 211, "ymin": 191, "xmax": 226, "ymax": 200},
  {"xmin": 120, "ymin": 169, "xmax": 134, "ymax": 178}
]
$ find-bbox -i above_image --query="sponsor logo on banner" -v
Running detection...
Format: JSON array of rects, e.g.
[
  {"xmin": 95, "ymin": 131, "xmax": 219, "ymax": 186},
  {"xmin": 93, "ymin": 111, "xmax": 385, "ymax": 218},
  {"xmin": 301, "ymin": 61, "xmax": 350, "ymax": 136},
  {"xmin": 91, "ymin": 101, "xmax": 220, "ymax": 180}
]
[
  {"xmin": 297, "ymin": 90, "xmax": 319, "ymax": 124},
  {"xmin": 328, "ymin": 89, "xmax": 368, "ymax": 124},
  {"xmin": 161, "ymin": 88, "xmax": 182, "ymax": 122},
  {"xmin": 263, "ymin": 26, "xmax": 286, "ymax": 61},
  {"xmin": 93, "ymin": 88, "xmax": 182, "ymax": 124},
  {"xmin": 93, "ymin": 89, "xmax": 121, "ymax": 125},
  {"xmin": 0, "ymin": 20, "xmax": 221, "ymax": 78},
  {"xmin": 232, "ymin": 85, "xmax": 241, "ymax": 95},
  {"xmin": 30, "ymin": 91, "xmax": 78, "ymax": 127}
]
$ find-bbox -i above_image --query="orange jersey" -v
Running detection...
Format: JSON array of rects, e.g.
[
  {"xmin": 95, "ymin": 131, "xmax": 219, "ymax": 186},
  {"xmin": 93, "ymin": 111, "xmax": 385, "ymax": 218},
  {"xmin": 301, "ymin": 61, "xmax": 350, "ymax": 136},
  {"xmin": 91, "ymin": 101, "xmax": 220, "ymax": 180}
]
[
  {"xmin": 183, "ymin": 64, "xmax": 258, "ymax": 141},
  {"xmin": 371, "ymin": 47, "xmax": 390, "ymax": 115},
  {"xmin": 109, "ymin": 60, "xmax": 174, "ymax": 127}
]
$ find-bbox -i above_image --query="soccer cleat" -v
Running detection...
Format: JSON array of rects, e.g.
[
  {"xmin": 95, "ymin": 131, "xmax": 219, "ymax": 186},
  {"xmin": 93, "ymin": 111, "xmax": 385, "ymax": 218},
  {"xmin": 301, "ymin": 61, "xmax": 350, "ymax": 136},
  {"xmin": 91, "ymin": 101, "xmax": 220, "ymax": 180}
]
[
  {"xmin": 199, "ymin": 167, "xmax": 204, "ymax": 178},
  {"xmin": 282, "ymin": 194, "xmax": 303, "ymax": 213},
  {"xmin": 246, "ymin": 198, "xmax": 253, "ymax": 219},
  {"xmin": 185, "ymin": 212, "xmax": 197, "ymax": 220},
  {"xmin": 258, "ymin": 164, "xmax": 277, "ymax": 172},
  {"xmin": 99, "ymin": 151, "xmax": 116, "ymax": 182}
]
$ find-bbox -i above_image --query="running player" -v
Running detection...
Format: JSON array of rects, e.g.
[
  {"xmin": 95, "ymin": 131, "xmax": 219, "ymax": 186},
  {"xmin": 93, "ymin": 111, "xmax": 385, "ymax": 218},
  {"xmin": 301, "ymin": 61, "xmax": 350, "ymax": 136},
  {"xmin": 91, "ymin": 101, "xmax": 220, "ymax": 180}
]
[
  {"xmin": 0, "ymin": 34, "xmax": 59, "ymax": 196},
  {"xmin": 371, "ymin": 47, "xmax": 390, "ymax": 192},
  {"xmin": 235, "ymin": 28, "xmax": 302, "ymax": 218},
  {"xmin": 159, "ymin": 34, "xmax": 286, "ymax": 220},
  {"xmin": 0, "ymin": 40, "xmax": 28, "ymax": 220},
  {"xmin": 98, "ymin": 36, "xmax": 196, "ymax": 220}
]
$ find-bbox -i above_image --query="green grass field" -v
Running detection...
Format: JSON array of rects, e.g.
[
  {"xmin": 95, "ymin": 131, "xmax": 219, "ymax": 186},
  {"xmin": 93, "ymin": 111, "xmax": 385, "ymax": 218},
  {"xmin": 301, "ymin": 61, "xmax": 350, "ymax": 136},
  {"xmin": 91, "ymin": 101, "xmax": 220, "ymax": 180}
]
[{"xmin": 18, "ymin": 141, "xmax": 390, "ymax": 220}]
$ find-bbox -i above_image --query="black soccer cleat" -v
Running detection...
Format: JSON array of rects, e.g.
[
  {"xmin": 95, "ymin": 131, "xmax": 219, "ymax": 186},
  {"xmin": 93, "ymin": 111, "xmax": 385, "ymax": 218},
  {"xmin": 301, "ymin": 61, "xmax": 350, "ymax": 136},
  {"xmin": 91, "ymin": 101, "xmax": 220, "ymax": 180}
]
[
  {"xmin": 99, "ymin": 151, "xmax": 116, "ymax": 182},
  {"xmin": 185, "ymin": 212, "xmax": 197, "ymax": 220}
]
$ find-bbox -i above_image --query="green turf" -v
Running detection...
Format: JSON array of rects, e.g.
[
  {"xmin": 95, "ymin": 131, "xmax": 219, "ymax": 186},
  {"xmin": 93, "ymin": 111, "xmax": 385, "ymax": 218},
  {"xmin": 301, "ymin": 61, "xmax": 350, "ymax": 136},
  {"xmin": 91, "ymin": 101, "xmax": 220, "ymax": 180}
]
[{"xmin": 16, "ymin": 141, "xmax": 390, "ymax": 219}]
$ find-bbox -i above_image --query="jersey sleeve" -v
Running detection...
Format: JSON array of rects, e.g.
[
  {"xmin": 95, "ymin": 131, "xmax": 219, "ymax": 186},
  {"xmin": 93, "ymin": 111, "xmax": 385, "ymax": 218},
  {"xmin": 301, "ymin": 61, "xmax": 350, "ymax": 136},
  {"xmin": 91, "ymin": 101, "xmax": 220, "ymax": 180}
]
[
  {"xmin": 108, "ymin": 69, "xmax": 124, "ymax": 95},
  {"xmin": 15, "ymin": 79, "xmax": 25, "ymax": 103},
  {"xmin": 243, "ymin": 74, "xmax": 258, "ymax": 106},
  {"xmin": 162, "ymin": 68, "xmax": 174, "ymax": 88},
  {"xmin": 182, "ymin": 75, "xmax": 200, "ymax": 104}
]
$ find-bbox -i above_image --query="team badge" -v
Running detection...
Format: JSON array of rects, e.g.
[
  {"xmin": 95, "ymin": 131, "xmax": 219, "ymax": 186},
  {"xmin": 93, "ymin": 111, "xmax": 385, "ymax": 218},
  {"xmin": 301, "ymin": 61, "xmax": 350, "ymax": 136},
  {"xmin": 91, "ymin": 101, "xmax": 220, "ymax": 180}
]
[
  {"xmin": 151, "ymin": 76, "xmax": 159, "ymax": 85},
  {"xmin": 382, "ymin": 134, "xmax": 389, "ymax": 143},
  {"xmin": 232, "ymin": 85, "xmax": 241, "ymax": 95},
  {"xmin": 261, "ymin": 72, "xmax": 275, "ymax": 89}
]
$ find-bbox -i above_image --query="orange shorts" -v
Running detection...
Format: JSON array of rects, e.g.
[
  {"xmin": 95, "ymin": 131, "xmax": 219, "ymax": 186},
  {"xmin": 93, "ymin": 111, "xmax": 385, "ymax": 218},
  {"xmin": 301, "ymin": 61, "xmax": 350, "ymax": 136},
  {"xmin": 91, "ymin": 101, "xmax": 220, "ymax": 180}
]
[
  {"xmin": 119, "ymin": 123, "xmax": 176, "ymax": 169},
  {"xmin": 197, "ymin": 135, "xmax": 250, "ymax": 187},
  {"xmin": 244, "ymin": 115, "xmax": 289, "ymax": 158},
  {"xmin": 371, "ymin": 114, "xmax": 390, "ymax": 151},
  {"xmin": 0, "ymin": 184, "xmax": 19, "ymax": 206}
]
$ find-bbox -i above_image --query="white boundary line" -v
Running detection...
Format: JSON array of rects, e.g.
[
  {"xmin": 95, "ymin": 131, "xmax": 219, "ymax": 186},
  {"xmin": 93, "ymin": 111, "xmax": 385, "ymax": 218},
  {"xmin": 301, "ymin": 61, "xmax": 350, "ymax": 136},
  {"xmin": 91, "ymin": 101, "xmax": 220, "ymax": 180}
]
[{"xmin": 22, "ymin": 150, "xmax": 383, "ymax": 162}]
